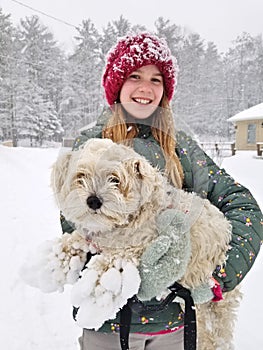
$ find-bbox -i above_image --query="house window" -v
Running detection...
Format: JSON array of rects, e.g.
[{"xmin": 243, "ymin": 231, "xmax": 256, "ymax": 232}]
[{"xmin": 247, "ymin": 124, "xmax": 256, "ymax": 144}]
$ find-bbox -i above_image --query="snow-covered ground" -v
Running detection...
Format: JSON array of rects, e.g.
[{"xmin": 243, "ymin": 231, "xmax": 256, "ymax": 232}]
[{"xmin": 1, "ymin": 145, "xmax": 262, "ymax": 349}]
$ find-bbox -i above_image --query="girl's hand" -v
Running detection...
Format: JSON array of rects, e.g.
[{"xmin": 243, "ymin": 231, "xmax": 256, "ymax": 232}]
[{"xmin": 137, "ymin": 209, "xmax": 191, "ymax": 301}]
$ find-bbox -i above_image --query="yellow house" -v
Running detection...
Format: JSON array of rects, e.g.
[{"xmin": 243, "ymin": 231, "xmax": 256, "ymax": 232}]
[{"xmin": 228, "ymin": 103, "xmax": 263, "ymax": 151}]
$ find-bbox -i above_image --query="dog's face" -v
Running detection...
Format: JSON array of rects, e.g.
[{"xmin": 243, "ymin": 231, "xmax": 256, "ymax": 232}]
[{"xmin": 51, "ymin": 139, "xmax": 165, "ymax": 236}]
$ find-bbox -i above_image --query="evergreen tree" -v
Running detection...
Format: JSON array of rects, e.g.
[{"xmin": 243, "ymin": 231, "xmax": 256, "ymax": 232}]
[
  {"xmin": 100, "ymin": 22, "xmax": 118, "ymax": 58},
  {"xmin": 58, "ymin": 83, "xmax": 84, "ymax": 137},
  {"xmin": 224, "ymin": 32, "xmax": 260, "ymax": 116},
  {"xmin": 154, "ymin": 17, "xmax": 184, "ymax": 57},
  {"xmin": 15, "ymin": 75, "xmax": 63, "ymax": 145},
  {"xmin": 19, "ymin": 15, "xmax": 65, "ymax": 107},
  {"xmin": 174, "ymin": 32, "xmax": 205, "ymax": 134},
  {"xmin": 0, "ymin": 8, "xmax": 18, "ymax": 144},
  {"xmin": 254, "ymin": 34, "xmax": 263, "ymax": 103},
  {"xmin": 112, "ymin": 15, "xmax": 131, "ymax": 37},
  {"xmin": 15, "ymin": 15, "xmax": 63, "ymax": 145},
  {"xmin": 198, "ymin": 42, "xmax": 228, "ymax": 138},
  {"xmin": 100, "ymin": 16, "xmax": 133, "ymax": 62},
  {"xmin": 65, "ymin": 19, "xmax": 103, "ymax": 133}
]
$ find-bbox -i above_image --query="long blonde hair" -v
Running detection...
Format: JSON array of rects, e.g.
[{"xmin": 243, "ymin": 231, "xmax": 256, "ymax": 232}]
[{"xmin": 102, "ymin": 96, "xmax": 184, "ymax": 188}]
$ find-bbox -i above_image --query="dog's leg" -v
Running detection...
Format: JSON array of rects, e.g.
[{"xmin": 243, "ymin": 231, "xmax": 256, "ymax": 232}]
[
  {"xmin": 196, "ymin": 303, "xmax": 215, "ymax": 350},
  {"xmin": 196, "ymin": 287, "xmax": 242, "ymax": 350}
]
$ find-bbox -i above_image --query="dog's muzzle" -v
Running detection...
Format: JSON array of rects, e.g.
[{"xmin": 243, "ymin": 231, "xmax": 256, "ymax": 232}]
[{"xmin": 86, "ymin": 195, "xmax": 102, "ymax": 210}]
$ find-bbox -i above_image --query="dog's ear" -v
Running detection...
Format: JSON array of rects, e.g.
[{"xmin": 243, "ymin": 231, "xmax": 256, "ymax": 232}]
[
  {"xmin": 51, "ymin": 151, "xmax": 72, "ymax": 194},
  {"xmin": 126, "ymin": 158, "xmax": 153, "ymax": 179},
  {"xmin": 134, "ymin": 160, "xmax": 146, "ymax": 179}
]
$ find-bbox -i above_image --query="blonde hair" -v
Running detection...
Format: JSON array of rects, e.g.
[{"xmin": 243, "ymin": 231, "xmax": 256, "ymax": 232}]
[{"xmin": 102, "ymin": 96, "xmax": 184, "ymax": 188}]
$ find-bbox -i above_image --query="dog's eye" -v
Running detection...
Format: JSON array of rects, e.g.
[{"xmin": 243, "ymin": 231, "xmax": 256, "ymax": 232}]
[
  {"xmin": 74, "ymin": 171, "xmax": 86, "ymax": 186},
  {"xmin": 77, "ymin": 171, "xmax": 85, "ymax": 179},
  {"xmin": 76, "ymin": 172, "xmax": 86, "ymax": 182},
  {"xmin": 108, "ymin": 176, "xmax": 120, "ymax": 185}
]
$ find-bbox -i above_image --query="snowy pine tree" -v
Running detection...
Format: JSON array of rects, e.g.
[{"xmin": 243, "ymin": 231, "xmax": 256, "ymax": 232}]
[
  {"xmin": 224, "ymin": 32, "xmax": 263, "ymax": 118},
  {"xmin": 0, "ymin": 8, "xmax": 19, "ymax": 145},
  {"xmin": 62, "ymin": 19, "xmax": 103, "ymax": 134},
  {"xmin": 14, "ymin": 15, "xmax": 63, "ymax": 145},
  {"xmin": 154, "ymin": 17, "xmax": 184, "ymax": 58}
]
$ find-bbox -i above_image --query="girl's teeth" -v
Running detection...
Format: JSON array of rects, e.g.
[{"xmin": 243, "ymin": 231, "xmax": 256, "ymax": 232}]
[{"xmin": 134, "ymin": 98, "xmax": 150, "ymax": 104}]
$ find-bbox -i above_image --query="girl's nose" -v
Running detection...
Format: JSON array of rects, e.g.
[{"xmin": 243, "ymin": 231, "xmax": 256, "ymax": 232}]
[{"xmin": 138, "ymin": 80, "xmax": 152, "ymax": 93}]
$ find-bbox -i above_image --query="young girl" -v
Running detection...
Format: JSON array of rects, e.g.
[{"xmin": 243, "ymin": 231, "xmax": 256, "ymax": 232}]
[{"xmin": 62, "ymin": 32, "xmax": 263, "ymax": 350}]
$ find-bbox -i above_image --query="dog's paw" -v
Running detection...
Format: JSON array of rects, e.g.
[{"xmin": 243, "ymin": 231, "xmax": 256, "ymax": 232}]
[
  {"xmin": 21, "ymin": 232, "xmax": 92, "ymax": 293},
  {"xmin": 71, "ymin": 255, "xmax": 141, "ymax": 330}
]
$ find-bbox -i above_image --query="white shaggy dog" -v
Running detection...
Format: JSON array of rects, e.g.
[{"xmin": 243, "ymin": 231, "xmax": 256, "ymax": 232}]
[{"xmin": 24, "ymin": 138, "xmax": 241, "ymax": 350}]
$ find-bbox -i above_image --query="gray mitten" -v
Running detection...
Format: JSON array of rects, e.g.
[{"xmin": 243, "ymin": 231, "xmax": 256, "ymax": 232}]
[
  {"xmin": 190, "ymin": 283, "xmax": 214, "ymax": 304},
  {"xmin": 137, "ymin": 209, "xmax": 191, "ymax": 301}
]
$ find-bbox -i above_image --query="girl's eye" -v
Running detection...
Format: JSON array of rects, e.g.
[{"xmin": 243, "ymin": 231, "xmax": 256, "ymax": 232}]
[
  {"xmin": 151, "ymin": 77, "xmax": 163, "ymax": 84},
  {"xmin": 128, "ymin": 74, "xmax": 140, "ymax": 80}
]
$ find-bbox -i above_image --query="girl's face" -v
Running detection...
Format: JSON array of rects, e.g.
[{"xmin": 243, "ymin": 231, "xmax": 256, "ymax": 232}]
[{"xmin": 119, "ymin": 65, "xmax": 164, "ymax": 119}]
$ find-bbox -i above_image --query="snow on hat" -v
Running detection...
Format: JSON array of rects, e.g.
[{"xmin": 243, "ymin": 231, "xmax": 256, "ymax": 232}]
[{"xmin": 102, "ymin": 32, "xmax": 178, "ymax": 106}]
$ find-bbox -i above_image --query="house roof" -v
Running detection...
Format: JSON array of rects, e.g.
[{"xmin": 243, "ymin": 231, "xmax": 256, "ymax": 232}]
[{"xmin": 228, "ymin": 102, "xmax": 263, "ymax": 122}]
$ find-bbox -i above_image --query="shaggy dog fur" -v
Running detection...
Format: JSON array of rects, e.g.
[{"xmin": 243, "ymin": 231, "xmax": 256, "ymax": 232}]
[{"xmin": 51, "ymin": 138, "xmax": 241, "ymax": 350}]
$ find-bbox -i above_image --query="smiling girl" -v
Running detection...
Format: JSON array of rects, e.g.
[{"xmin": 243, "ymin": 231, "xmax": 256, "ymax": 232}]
[{"xmin": 64, "ymin": 32, "xmax": 263, "ymax": 350}]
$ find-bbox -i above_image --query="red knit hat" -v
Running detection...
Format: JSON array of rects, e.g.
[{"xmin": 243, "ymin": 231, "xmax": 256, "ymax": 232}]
[{"xmin": 102, "ymin": 32, "xmax": 178, "ymax": 106}]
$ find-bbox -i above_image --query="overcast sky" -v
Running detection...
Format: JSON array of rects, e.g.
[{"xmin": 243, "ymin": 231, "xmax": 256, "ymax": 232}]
[{"xmin": 1, "ymin": 0, "xmax": 263, "ymax": 53}]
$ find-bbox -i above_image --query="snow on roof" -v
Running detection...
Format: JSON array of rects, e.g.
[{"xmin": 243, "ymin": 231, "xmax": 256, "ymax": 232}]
[{"xmin": 228, "ymin": 102, "xmax": 263, "ymax": 122}]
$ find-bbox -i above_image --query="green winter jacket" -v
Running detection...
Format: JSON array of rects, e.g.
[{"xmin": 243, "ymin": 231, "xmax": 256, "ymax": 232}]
[{"xmin": 61, "ymin": 113, "xmax": 263, "ymax": 334}]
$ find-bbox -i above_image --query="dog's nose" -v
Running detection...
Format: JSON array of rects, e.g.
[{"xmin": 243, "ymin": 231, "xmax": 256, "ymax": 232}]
[{"xmin": 86, "ymin": 195, "xmax": 102, "ymax": 210}]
